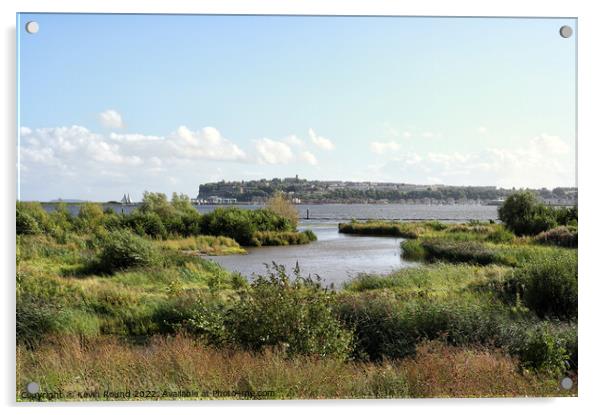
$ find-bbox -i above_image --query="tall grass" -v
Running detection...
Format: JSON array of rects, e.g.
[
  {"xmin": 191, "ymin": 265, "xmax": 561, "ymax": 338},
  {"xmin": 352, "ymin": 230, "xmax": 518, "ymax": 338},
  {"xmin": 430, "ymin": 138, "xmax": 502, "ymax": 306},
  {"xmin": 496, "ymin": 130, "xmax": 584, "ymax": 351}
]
[
  {"xmin": 159, "ymin": 235, "xmax": 246, "ymax": 255},
  {"xmin": 16, "ymin": 336, "xmax": 571, "ymax": 401}
]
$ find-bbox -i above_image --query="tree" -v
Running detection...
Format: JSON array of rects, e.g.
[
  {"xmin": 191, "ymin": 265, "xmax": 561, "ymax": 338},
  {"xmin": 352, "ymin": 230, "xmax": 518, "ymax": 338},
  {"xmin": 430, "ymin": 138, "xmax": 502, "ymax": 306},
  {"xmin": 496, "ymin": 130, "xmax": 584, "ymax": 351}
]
[
  {"xmin": 266, "ymin": 192, "xmax": 299, "ymax": 227},
  {"xmin": 140, "ymin": 191, "xmax": 175, "ymax": 218},
  {"xmin": 498, "ymin": 191, "xmax": 557, "ymax": 236}
]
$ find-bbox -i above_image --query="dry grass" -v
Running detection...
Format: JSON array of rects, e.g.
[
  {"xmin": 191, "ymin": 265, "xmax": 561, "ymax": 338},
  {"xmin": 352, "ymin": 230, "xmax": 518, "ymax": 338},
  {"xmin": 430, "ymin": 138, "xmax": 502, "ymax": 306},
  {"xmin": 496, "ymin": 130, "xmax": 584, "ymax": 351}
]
[
  {"xmin": 403, "ymin": 341, "xmax": 574, "ymax": 398},
  {"xmin": 17, "ymin": 336, "xmax": 573, "ymax": 401}
]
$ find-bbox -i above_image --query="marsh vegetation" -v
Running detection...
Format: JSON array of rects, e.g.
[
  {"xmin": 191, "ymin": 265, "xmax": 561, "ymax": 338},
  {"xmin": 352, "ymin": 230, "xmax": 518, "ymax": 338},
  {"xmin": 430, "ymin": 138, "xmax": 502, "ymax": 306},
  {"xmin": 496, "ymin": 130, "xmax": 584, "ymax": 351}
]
[{"xmin": 16, "ymin": 191, "xmax": 577, "ymax": 399}]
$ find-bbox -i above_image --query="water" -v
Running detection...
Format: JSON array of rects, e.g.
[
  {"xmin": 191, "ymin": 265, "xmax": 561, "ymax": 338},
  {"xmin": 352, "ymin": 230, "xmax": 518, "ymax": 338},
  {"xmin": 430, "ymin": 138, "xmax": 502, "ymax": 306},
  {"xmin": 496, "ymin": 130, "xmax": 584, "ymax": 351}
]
[
  {"xmin": 40, "ymin": 203, "xmax": 499, "ymax": 287},
  {"xmin": 43, "ymin": 202, "xmax": 499, "ymax": 222},
  {"xmin": 208, "ymin": 223, "xmax": 418, "ymax": 287}
]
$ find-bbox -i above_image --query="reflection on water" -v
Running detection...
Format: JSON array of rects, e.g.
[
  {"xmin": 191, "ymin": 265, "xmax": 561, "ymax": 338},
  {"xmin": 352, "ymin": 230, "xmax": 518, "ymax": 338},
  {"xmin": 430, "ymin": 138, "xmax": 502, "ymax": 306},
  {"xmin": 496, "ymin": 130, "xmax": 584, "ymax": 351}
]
[{"xmin": 207, "ymin": 223, "xmax": 418, "ymax": 288}]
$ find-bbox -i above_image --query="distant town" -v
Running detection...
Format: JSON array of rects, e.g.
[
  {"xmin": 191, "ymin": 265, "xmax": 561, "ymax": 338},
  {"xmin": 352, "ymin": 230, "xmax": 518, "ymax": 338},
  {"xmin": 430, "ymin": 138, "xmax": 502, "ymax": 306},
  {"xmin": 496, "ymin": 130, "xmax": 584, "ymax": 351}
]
[{"xmin": 193, "ymin": 176, "xmax": 578, "ymax": 206}]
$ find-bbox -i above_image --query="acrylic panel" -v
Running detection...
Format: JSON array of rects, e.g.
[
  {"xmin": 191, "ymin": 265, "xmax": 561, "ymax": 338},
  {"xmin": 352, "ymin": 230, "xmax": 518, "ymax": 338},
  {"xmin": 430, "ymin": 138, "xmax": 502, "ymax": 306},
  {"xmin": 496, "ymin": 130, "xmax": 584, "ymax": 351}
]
[{"xmin": 16, "ymin": 13, "xmax": 577, "ymax": 401}]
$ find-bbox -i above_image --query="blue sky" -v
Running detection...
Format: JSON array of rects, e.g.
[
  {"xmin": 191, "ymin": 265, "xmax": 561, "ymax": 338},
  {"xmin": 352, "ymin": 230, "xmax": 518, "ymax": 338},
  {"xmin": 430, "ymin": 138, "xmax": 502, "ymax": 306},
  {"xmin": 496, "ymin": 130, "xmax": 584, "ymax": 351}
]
[{"xmin": 17, "ymin": 14, "xmax": 576, "ymax": 201}]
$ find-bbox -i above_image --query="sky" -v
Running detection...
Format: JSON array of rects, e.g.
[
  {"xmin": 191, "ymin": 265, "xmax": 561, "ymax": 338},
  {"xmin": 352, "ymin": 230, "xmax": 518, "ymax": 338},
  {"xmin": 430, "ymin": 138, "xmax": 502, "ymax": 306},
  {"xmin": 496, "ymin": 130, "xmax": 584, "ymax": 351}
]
[{"xmin": 17, "ymin": 14, "xmax": 577, "ymax": 201}]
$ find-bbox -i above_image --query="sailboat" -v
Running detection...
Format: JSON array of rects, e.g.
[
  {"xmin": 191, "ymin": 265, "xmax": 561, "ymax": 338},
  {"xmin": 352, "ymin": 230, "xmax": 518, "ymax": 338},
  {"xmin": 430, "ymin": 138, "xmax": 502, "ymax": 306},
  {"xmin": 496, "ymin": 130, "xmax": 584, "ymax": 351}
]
[{"xmin": 120, "ymin": 193, "xmax": 133, "ymax": 205}]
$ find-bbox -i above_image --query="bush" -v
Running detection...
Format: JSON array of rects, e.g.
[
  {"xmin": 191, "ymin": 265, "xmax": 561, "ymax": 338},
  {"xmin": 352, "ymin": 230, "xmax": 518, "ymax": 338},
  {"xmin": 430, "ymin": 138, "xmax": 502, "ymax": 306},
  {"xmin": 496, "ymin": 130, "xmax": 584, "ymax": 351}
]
[
  {"xmin": 498, "ymin": 191, "xmax": 562, "ymax": 236},
  {"xmin": 534, "ymin": 226, "xmax": 577, "ymax": 248},
  {"xmin": 200, "ymin": 208, "xmax": 294, "ymax": 245},
  {"xmin": 515, "ymin": 252, "xmax": 577, "ymax": 319},
  {"xmin": 336, "ymin": 292, "xmax": 506, "ymax": 361},
  {"xmin": 226, "ymin": 264, "xmax": 353, "ymax": 358},
  {"xmin": 98, "ymin": 230, "xmax": 158, "ymax": 273},
  {"xmin": 16, "ymin": 209, "xmax": 40, "ymax": 235},
  {"xmin": 266, "ymin": 192, "xmax": 299, "ymax": 228},
  {"xmin": 504, "ymin": 322, "xmax": 571, "ymax": 376}
]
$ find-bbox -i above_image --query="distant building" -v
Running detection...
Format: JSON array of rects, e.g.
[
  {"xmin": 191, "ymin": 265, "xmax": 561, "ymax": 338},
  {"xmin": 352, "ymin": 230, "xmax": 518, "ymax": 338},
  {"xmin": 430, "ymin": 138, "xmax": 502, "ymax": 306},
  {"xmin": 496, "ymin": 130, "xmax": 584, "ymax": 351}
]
[{"xmin": 206, "ymin": 195, "xmax": 237, "ymax": 204}]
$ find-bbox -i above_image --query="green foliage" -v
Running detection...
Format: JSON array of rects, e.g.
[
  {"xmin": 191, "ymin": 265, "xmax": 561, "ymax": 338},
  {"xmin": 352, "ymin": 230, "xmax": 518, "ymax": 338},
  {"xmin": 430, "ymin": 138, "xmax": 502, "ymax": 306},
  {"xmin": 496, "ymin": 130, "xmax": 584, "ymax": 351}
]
[
  {"xmin": 400, "ymin": 239, "xmax": 426, "ymax": 261},
  {"xmin": 336, "ymin": 292, "xmax": 507, "ymax": 361},
  {"xmin": 498, "ymin": 191, "xmax": 576, "ymax": 236},
  {"xmin": 534, "ymin": 226, "xmax": 578, "ymax": 248},
  {"xmin": 514, "ymin": 252, "xmax": 578, "ymax": 319},
  {"xmin": 503, "ymin": 322, "xmax": 573, "ymax": 376},
  {"xmin": 485, "ymin": 227, "xmax": 515, "ymax": 243},
  {"xmin": 200, "ymin": 207, "xmax": 295, "ymax": 245},
  {"xmin": 338, "ymin": 221, "xmax": 423, "ymax": 238},
  {"xmin": 16, "ymin": 209, "xmax": 40, "ymax": 235},
  {"xmin": 420, "ymin": 239, "xmax": 500, "ymax": 265},
  {"xmin": 98, "ymin": 230, "xmax": 159, "ymax": 273},
  {"xmin": 226, "ymin": 264, "xmax": 353, "ymax": 358},
  {"xmin": 251, "ymin": 229, "xmax": 317, "ymax": 246},
  {"xmin": 266, "ymin": 192, "xmax": 299, "ymax": 227}
]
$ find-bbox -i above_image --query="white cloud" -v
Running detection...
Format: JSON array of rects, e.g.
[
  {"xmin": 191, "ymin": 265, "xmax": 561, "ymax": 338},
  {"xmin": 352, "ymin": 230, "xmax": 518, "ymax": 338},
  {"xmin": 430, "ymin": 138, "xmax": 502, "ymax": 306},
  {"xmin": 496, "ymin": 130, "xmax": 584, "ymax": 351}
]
[
  {"xmin": 477, "ymin": 126, "xmax": 488, "ymax": 134},
  {"xmin": 255, "ymin": 138, "xmax": 294, "ymax": 164},
  {"xmin": 309, "ymin": 128, "xmax": 335, "ymax": 150},
  {"xmin": 370, "ymin": 134, "xmax": 574, "ymax": 189},
  {"xmin": 284, "ymin": 135, "xmax": 304, "ymax": 146},
  {"xmin": 109, "ymin": 132, "xmax": 164, "ymax": 142},
  {"xmin": 299, "ymin": 150, "xmax": 318, "ymax": 165},
  {"xmin": 170, "ymin": 126, "xmax": 247, "ymax": 161},
  {"xmin": 370, "ymin": 141, "xmax": 401, "ymax": 155},
  {"xmin": 99, "ymin": 109, "xmax": 125, "ymax": 129}
]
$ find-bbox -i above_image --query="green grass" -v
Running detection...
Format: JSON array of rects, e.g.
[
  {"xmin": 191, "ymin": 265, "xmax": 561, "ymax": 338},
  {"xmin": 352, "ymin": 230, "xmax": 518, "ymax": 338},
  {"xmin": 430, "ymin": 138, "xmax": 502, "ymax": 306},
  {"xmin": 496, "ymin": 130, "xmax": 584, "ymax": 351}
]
[{"xmin": 158, "ymin": 235, "xmax": 246, "ymax": 255}]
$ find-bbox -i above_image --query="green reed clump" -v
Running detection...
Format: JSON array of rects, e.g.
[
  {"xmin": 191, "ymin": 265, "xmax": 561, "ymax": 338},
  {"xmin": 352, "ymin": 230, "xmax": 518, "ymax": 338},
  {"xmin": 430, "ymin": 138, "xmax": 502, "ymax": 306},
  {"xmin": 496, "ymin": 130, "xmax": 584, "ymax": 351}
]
[
  {"xmin": 338, "ymin": 221, "xmax": 423, "ymax": 238},
  {"xmin": 420, "ymin": 239, "xmax": 502, "ymax": 265},
  {"xmin": 400, "ymin": 239, "xmax": 427, "ymax": 261},
  {"xmin": 250, "ymin": 229, "xmax": 317, "ymax": 246}
]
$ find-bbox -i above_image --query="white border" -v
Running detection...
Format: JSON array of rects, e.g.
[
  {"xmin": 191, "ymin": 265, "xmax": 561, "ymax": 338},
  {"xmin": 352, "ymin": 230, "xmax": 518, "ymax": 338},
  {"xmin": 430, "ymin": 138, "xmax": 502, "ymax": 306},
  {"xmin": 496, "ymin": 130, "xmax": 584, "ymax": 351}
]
[{"xmin": 2, "ymin": 1, "xmax": 601, "ymax": 415}]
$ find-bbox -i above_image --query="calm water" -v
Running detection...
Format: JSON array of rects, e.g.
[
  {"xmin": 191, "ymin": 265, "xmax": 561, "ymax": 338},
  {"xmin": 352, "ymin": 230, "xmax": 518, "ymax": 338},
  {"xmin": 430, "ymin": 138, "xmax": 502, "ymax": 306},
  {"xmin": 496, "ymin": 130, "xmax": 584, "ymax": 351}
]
[
  {"xmin": 45, "ymin": 202, "xmax": 499, "ymax": 222},
  {"xmin": 208, "ymin": 223, "xmax": 418, "ymax": 287},
  {"xmin": 41, "ymin": 203, "xmax": 499, "ymax": 286}
]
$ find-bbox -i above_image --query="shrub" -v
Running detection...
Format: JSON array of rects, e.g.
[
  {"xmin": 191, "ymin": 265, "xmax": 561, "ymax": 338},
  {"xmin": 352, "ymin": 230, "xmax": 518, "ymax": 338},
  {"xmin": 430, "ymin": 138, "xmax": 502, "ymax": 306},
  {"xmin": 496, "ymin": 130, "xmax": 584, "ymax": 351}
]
[
  {"xmin": 505, "ymin": 323, "xmax": 571, "ymax": 376},
  {"xmin": 515, "ymin": 252, "xmax": 577, "ymax": 319},
  {"xmin": 200, "ymin": 208, "xmax": 294, "ymax": 245},
  {"xmin": 98, "ymin": 230, "xmax": 158, "ymax": 273},
  {"xmin": 498, "ymin": 191, "xmax": 558, "ymax": 236},
  {"xmin": 226, "ymin": 264, "xmax": 353, "ymax": 358},
  {"xmin": 16, "ymin": 209, "xmax": 40, "ymax": 235},
  {"xmin": 16, "ymin": 202, "xmax": 51, "ymax": 234},
  {"xmin": 336, "ymin": 292, "xmax": 506, "ymax": 361},
  {"xmin": 266, "ymin": 192, "xmax": 299, "ymax": 228},
  {"xmin": 534, "ymin": 226, "xmax": 577, "ymax": 248},
  {"xmin": 76, "ymin": 203, "xmax": 104, "ymax": 231}
]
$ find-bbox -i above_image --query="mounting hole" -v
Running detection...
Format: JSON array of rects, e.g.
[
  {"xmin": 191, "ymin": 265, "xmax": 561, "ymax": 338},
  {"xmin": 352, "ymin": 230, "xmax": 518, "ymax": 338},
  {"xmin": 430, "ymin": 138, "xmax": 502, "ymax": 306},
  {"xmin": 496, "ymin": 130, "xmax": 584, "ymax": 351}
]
[
  {"xmin": 560, "ymin": 377, "xmax": 573, "ymax": 390},
  {"xmin": 559, "ymin": 25, "xmax": 573, "ymax": 38},
  {"xmin": 26, "ymin": 382, "xmax": 40, "ymax": 394},
  {"xmin": 25, "ymin": 21, "xmax": 39, "ymax": 34}
]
